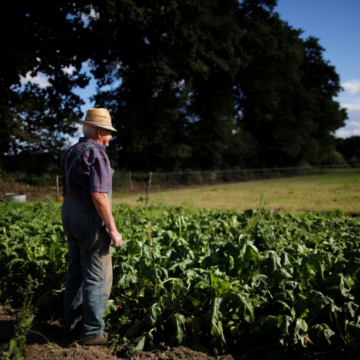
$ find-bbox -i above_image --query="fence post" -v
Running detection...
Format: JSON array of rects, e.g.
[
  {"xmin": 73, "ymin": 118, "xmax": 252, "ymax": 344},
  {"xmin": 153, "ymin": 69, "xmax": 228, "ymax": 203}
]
[
  {"xmin": 196, "ymin": 171, "xmax": 202, "ymax": 185},
  {"xmin": 145, "ymin": 172, "xmax": 153, "ymax": 206},
  {"xmin": 129, "ymin": 172, "xmax": 134, "ymax": 191},
  {"xmin": 56, "ymin": 175, "xmax": 60, "ymax": 200}
]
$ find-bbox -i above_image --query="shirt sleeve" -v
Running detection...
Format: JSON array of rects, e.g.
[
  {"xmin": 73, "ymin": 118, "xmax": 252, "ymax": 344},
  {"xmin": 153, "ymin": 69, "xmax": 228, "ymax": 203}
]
[{"xmin": 87, "ymin": 148, "xmax": 112, "ymax": 193}]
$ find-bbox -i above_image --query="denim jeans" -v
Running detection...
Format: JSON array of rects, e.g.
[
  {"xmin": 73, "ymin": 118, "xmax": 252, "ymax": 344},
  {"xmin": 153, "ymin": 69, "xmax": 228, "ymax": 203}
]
[{"xmin": 61, "ymin": 196, "xmax": 112, "ymax": 339}]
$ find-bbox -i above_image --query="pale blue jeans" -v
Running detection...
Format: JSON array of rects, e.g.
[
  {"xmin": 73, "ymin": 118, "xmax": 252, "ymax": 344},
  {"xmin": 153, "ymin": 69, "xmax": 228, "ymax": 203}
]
[{"xmin": 61, "ymin": 196, "xmax": 112, "ymax": 340}]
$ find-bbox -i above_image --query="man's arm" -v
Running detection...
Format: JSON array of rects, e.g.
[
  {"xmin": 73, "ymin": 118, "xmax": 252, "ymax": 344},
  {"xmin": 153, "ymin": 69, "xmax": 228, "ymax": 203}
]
[{"xmin": 91, "ymin": 192, "xmax": 123, "ymax": 248}]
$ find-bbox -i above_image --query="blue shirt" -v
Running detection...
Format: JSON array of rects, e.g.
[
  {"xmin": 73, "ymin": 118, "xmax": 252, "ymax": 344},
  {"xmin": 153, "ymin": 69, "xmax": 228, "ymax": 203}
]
[{"xmin": 62, "ymin": 137, "xmax": 112, "ymax": 205}]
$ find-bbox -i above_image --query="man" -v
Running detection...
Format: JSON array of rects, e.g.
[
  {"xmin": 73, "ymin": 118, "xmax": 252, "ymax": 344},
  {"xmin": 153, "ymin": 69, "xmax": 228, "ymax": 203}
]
[{"xmin": 61, "ymin": 108, "xmax": 123, "ymax": 345}]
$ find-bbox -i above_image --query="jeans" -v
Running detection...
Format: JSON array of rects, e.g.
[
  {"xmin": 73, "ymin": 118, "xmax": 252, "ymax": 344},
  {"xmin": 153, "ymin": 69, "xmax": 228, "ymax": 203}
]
[{"xmin": 61, "ymin": 197, "xmax": 112, "ymax": 339}]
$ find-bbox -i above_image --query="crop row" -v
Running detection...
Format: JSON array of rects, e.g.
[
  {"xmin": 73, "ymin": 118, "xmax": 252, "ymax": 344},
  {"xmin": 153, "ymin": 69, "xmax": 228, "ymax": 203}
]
[{"xmin": 1, "ymin": 201, "xmax": 360, "ymax": 358}]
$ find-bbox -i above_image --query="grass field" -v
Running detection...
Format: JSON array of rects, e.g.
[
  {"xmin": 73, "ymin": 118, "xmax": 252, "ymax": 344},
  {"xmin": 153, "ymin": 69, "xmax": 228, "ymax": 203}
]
[{"xmin": 113, "ymin": 169, "xmax": 360, "ymax": 214}]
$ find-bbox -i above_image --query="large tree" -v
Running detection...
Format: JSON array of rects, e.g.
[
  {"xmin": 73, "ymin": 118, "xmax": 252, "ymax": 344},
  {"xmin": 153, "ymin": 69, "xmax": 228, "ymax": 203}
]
[
  {"xmin": 87, "ymin": 0, "xmax": 247, "ymax": 171},
  {"xmin": 0, "ymin": 1, "xmax": 92, "ymax": 172},
  {"xmin": 235, "ymin": 0, "xmax": 346, "ymax": 167},
  {"xmin": 90, "ymin": 0, "xmax": 346, "ymax": 170},
  {"xmin": 1, "ymin": 0, "xmax": 348, "ymax": 173},
  {"xmin": 87, "ymin": 0, "xmax": 255, "ymax": 171},
  {"xmin": 336, "ymin": 136, "xmax": 360, "ymax": 165}
]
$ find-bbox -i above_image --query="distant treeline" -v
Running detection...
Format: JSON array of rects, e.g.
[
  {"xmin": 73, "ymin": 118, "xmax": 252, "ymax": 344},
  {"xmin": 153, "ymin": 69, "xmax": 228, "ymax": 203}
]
[
  {"xmin": 3, "ymin": 137, "xmax": 359, "ymax": 182},
  {"xmin": 0, "ymin": 0, "xmax": 349, "ymax": 175}
]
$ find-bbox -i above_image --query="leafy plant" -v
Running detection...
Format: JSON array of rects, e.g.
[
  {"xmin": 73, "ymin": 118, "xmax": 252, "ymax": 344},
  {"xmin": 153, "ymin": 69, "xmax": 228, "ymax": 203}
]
[
  {"xmin": 1, "ymin": 201, "xmax": 360, "ymax": 358},
  {"xmin": 3, "ymin": 276, "xmax": 38, "ymax": 360}
]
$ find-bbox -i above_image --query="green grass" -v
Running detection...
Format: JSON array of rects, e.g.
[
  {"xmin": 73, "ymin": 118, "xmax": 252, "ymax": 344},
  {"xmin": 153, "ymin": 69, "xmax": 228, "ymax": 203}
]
[{"xmin": 113, "ymin": 169, "xmax": 360, "ymax": 214}]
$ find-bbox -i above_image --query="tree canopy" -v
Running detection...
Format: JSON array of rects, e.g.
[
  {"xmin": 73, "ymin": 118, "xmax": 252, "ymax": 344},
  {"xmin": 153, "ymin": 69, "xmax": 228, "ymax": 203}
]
[
  {"xmin": 0, "ymin": 0, "xmax": 347, "ymax": 174},
  {"xmin": 336, "ymin": 136, "xmax": 360, "ymax": 165},
  {"xmin": 0, "ymin": 0, "xmax": 92, "ymax": 172}
]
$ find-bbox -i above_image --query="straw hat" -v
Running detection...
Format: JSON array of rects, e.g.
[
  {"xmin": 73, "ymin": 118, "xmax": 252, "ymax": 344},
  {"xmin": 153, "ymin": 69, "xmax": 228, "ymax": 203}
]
[{"xmin": 80, "ymin": 108, "xmax": 117, "ymax": 132}]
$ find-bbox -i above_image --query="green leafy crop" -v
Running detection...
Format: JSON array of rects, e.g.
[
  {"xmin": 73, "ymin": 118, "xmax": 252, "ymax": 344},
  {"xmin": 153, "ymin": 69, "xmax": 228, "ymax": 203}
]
[{"xmin": 1, "ymin": 201, "xmax": 360, "ymax": 358}]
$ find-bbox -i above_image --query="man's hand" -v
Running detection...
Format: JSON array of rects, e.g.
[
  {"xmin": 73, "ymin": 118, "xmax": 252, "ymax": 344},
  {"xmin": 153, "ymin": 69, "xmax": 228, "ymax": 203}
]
[
  {"xmin": 110, "ymin": 230, "xmax": 123, "ymax": 248},
  {"xmin": 91, "ymin": 192, "xmax": 123, "ymax": 248}
]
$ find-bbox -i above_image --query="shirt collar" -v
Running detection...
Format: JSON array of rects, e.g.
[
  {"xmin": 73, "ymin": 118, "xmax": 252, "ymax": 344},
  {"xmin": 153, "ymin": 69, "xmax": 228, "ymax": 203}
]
[{"xmin": 79, "ymin": 137, "xmax": 107, "ymax": 151}]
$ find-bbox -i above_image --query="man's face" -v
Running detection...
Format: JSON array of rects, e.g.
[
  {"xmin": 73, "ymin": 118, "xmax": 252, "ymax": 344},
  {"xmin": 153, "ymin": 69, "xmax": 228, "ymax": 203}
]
[{"xmin": 98, "ymin": 128, "xmax": 113, "ymax": 146}]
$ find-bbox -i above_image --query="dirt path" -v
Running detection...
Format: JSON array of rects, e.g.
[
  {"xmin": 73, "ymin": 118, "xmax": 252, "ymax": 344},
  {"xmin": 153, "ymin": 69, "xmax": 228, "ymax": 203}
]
[{"xmin": 0, "ymin": 305, "xmax": 240, "ymax": 360}]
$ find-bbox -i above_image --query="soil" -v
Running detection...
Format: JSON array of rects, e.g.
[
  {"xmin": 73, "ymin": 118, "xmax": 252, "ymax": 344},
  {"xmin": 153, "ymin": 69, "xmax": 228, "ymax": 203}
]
[{"xmin": 0, "ymin": 305, "xmax": 240, "ymax": 360}]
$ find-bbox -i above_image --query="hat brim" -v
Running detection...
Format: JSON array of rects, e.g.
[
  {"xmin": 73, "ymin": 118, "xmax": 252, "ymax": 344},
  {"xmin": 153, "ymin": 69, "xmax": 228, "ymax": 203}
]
[{"xmin": 80, "ymin": 120, "xmax": 117, "ymax": 132}]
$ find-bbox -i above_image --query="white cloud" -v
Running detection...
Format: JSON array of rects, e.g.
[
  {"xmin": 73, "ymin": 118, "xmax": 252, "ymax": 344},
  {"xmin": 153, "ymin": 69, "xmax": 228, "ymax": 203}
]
[
  {"xmin": 62, "ymin": 65, "xmax": 75, "ymax": 75},
  {"xmin": 68, "ymin": 123, "xmax": 83, "ymax": 146},
  {"xmin": 341, "ymin": 97, "xmax": 360, "ymax": 112},
  {"xmin": 19, "ymin": 64, "xmax": 80, "ymax": 88},
  {"xmin": 20, "ymin": 72, "xmax": 51, "ymax": 88},
  {"xmin": 336, "ymin": 119, "xmax": 360, "ymax": 138},
  {"xmin": 341, "ymin": 79, "xmax": 360, "ymax": 95},
  {"xmin": 336, "ymin": 128, "xmax": 360, "ymax": 138},
  {"xmin": 88, "ymin": 8, "xmax": 99, "ymax": 20},
  {"xmin": 336, "ymin": 99, "xmax": 360, "ymax": 138}
]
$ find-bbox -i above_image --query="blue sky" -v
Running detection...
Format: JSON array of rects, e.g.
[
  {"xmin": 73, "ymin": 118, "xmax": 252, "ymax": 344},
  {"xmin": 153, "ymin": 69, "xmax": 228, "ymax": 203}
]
[{"xmin": 275, "ymin": 0, "xmax": 360, "ymax": 138}]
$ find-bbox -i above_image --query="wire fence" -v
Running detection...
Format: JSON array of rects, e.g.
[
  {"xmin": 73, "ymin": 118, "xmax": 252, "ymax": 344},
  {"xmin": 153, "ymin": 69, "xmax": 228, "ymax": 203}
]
[
  {"xmin": 113, "ymin": 164, "xmax": 360, "ymax": 192},
  {"xmin": 1, "ymin": 164, "xmax": 359, "ymax": 201}
]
